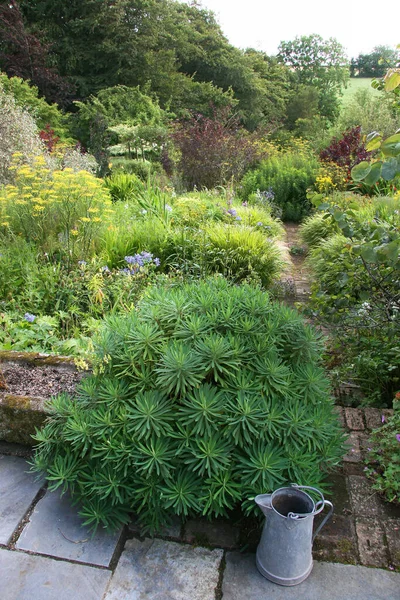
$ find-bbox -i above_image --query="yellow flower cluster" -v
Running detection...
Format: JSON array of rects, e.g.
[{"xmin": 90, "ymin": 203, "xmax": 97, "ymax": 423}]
[
  {"xmin": 316, "ymin": 162, "xmax": 348, "ymax": 193},
  {"xmin": 0, "ymin": 154, "xmax": 114, "ymax": 257}
]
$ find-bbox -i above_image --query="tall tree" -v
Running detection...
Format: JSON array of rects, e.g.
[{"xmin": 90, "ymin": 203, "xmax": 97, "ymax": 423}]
[
  {"xmin": 350, "ymin": 45, "xmax": 398, "ymax": 78},
  {"xmin": 0, "ymin": 0, "xmax": 72, "ymax": 105},
  {"xmin": 278, "ymin": 34, "xmax": 349, "ymax": 122}
]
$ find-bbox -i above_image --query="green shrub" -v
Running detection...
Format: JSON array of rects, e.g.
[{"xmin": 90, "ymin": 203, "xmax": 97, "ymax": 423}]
[
  {"xmin": 32, "ymin": 278, "xmax": 345, "ymax": 533},
  {"xmin": 110, "ymin": 157, "xmax": 162, "ymax": 180},
  {"xmin": 161, "ymin": 224, "xmax": 283, "ymax": 287},
  {"xmin": 365, "ymin": 398, "xmax": 400, "ymax": 504},
  {"xmin": 306, "ymin": 198, "xmax": 400, "ymax": 405},
  {"xmin": 300, "ymin": 213, "xmax": 339, "ymax": 248},
  {"xmin": 240, "ymin": 151, "xmax": 319, "ymax": 222},
  {"xmin": 103, "ymin": 172, "xmax": 144, "ymax": 203},
  {"xmin": 0, "ymin": 237, "xmax": 165, "ymax": 341}
]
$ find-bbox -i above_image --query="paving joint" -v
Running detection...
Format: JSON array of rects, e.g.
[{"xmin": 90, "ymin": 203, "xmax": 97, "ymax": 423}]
[
  {"xmin": 214, "ymin": 550, "xmax": 226, "ymax": 600},
  {"xmin": 2, "ymin": 545, "xmax": 113, "ymax": 570},
  {"xmin": 8, "ymin": 482, "xmax": 48, "ymax": 548}
]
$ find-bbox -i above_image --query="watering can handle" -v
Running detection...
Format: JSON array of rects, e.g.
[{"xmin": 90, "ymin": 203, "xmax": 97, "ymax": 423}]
[
  {"xmin": 312, "ymin": 500, "xmax": 334, "ymax": 542},
  {"xmin": 289, "ymin": 484, "xmax": 328, "ymax": 517}
]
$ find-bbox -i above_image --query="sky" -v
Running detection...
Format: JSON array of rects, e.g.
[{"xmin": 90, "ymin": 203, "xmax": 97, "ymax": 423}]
[{"xmin": 194, "ymin": 0, "xmax": 399, "ymax": 59}]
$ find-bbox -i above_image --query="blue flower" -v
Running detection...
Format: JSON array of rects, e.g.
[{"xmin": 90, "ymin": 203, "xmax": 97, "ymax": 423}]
[
  {"xmin": 227, "ymin": 208, "xmax": 237, "ymax": 217},
  {"xmin": 165, "ymin": 204, "xmax": 172, "ymax": 212},
  {"xmin": 24, "ymin": 313, "xmax": 36, "ymax": 323},
  {"xmin": 78, "ymin": 260, "xmax": 87, "ymax": 266},
  {"xmin": 236, "ymin": 216, "xmax": 242, "ymax": 221},
  {"xmin": 154, "ymin": 258, "xmax": 160, "ymax": 266},
  {"xmin": 101, "ymin": 265, "xmax": 110, "ymax": 273},
  {"xmin": 256, "ymin": 221, "xmax": 263, "ymax": 226}
]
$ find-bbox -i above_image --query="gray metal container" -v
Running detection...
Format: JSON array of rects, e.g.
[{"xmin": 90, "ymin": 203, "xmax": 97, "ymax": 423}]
[{"xmin": 255, "ymin": 484, "xmax": 333, "ymax": 586}]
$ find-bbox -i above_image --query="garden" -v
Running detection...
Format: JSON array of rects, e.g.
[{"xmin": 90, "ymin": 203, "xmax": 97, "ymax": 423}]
[{"xmin": 0, "ymin": 1, "xmax": 399, "ymax": 548}]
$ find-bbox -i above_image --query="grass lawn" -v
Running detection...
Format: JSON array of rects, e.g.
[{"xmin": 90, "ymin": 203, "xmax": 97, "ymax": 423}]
[{"xmin": 341, "ymin": 78, "xmax": 381, "ymax": 104}]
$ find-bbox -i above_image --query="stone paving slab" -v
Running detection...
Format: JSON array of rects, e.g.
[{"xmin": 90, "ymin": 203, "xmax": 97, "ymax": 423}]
[
  {"xmin": 104, "ymin": 538, "xmax": 223, "ymax": 600},
  {"xmin": 355, "ymin": 518, "xmax": 388, "ymax": 567},
  {"xmin": 222, "ymin": 552, "xmax": 400, "ymax": 600},
  {"xmin": 17, "ymin": 489, "xmax": 123, "ymax": 567},
  {"xmin": 0, "ymin": 454, "xmax": 43, "ymax": 545},
  {"xmin": 0, "ymin": 548, "xmax": 110, "ymax": 600}
]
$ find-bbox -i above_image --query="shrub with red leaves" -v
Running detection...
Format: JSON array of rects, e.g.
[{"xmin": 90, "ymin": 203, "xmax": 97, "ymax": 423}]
[
  {"xmin": 320, "ymin": 126, "xmax": 371, "ymax": 172},
  {"xmin": 173, "ymin": 108, "xmax": 261, "ymax": 189},
  {"xmin": 39, "ymin": 124, "xmax": 60, "ymax": 152}
]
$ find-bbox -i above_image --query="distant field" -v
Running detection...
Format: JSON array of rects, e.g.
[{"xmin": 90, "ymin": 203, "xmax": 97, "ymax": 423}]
[{"xmin": 341, "ymin": 78, "xmax": 381, "ymax": 104}]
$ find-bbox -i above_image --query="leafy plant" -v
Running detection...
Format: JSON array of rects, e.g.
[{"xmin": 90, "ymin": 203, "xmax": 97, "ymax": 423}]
[
  {"xmin": 1, "ymin": 156, "xmax": 114, "ymax": 264},
  {"xmin": 320, "ymin": 126, "xmax": 370, "ymax": 172},
  {"xmin": 172, "ymin": 108, "xmax": 261, "ymax": 189},
  {"xmin": 300, "ymin": 213, "xmax": 339, "ymax": 248},
  {"xmin": 365, "ymin": 396, "xmax": 400, "ymax": 504},
  {"xmin": 307, "ymin": 195, "xmax": 400, "ymax": 405},
  {"xmin": 32, "ymin": 278, "xmax": 345, "ymax": 533},
  {"xmin": 240, "ymin": 150, "xmax": 319, "ymax": 221}
]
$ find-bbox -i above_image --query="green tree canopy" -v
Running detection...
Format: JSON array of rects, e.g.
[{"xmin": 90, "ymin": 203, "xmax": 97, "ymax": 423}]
[
  {"xmin": 350, "ymin": 45, "xmax": 399, "ymax": 78},
  {"xmin": 16, "ymin": 0, "xmax": 290, "ymax": 130},
  {"xmin": 278, "ymin": 34, "xmax": 349, "ymax": 122}
]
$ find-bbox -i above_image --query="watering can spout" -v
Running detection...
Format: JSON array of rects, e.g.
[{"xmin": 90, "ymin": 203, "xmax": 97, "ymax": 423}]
[{"xmin": 255, "ymin": 493, "xmax": 272, "ymax": 516}]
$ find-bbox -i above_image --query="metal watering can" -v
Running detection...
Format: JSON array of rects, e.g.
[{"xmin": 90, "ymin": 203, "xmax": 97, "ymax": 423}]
[{"xmin": 255, "ymin": 484, "xmax": 333, "ymax": 586}]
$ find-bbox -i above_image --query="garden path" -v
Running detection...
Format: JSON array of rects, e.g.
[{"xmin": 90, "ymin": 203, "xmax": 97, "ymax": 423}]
[{"xmin": 277, "ymin": 223, "xmax": 311, "ymax": 305}]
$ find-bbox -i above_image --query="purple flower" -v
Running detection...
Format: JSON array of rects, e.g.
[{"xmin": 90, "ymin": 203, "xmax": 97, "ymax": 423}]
[
  {"xmin": 396, "ymin": 434, "xmax": 400, "ymax": 443},
  {"xmin": 256, "ymin": 221, "xmax": 263, "ymax": 226},
  {"xmin": 154, "ymin": 258, "xmax": 160, "ymax": 267},
  {"xmin": 24, "ymin": 313, "xmax": 36, "ymax": 323},
  {"xmin": 78, "ymin": 260, "xmax": 87, "ymax": 266},
  {"xmin": 227, "ymin": 208, "xmax": 237, "ymax": 217},
  {"xmin": 236, "ymin": 216, "xmax": 242, "ymax": 221},
  {"xmin": 381, "ymin": 415, "xmax": 386, "ymax": 424},
  {"xmin": 101, "ymin": 266, "xmax": 110, "ymax": 273},
  {"xmin": 242, "ymin": 201, "xmax": 248, "ymax": 207},
  {"xmin": 165, "ymin": 204, "xmax": 172, "ymax": 212}
]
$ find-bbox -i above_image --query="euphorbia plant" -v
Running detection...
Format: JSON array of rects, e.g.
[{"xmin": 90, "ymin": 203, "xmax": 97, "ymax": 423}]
[{"xmin": 32, "ymin": 278, "xmax": 345, "ymax": 533}]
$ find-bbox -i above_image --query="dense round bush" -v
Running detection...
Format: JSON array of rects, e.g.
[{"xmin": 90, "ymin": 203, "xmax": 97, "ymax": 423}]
[
  {"xmin": 239, "ymin": 152, "xmax": 319, "ymax": 222},
  {"xmin": 33, "ymin": 279, "xmax": 345, "ymax": 532}
]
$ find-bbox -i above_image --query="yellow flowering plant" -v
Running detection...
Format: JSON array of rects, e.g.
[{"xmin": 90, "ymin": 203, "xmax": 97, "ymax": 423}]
[{"xmin": 1, "ymin": 155, "xmax": 114, "ymax": 265}]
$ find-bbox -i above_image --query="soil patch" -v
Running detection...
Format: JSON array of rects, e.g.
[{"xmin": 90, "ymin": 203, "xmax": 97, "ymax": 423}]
[{"xmin": 0, "ymin": 363, "xmax": 85, "ymax": 399}]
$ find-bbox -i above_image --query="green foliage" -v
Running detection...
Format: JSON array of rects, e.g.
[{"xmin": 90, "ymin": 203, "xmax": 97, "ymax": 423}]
[
  {"xmin": 104, "ymin": 173, "xmax": 144, "ymax": 203},
  {"xmin": 352, "ymin": 131, "xmax": 400, "ymax": 186},
  {"xmin": 160, "ymin": 224, "xmax": 283, "ymax": 287},
  {"xmin": 0, "ymin": 311, "xmax": 91, "ymax": 357},
  {"xmin": 0, "ymin": 235, "xmax": 165, "ymax": 344},
  {"xmin": 300, "ymin": 213, "xmax": 339, "ymax": 248},
  {"xmin": 0, "ymin": 72, "xmax": 72, "ymax": 142},
  {"xmin": 307, "ymin": 195, "xmax": 400, "ymax": 405},
  {"xmin": 351, "ymin": 46, "xmax": 399, "ymax": 78},
  {"xmin": 74, "ymin": 85, "xmax": 168, "ymax": 151},
  {"xmin": 240, "ymin": 150, "xmax": 320, "ymax": 221},
  {"xmin": 365, "ymin": 398, "xmax": 400, "ymax": 504},
  {"xmin": 32, "ymin": 278, "xmax": 345, "ymax": 533},
  {"xmin": 278, "ymin": 34, "xmax": 349, "ymax": 122},
  {"xmin": 336, "ymin": 88, "xmax": 398, "ymax": 140},
  {"xmin": 1, "ymin": 157, "xmax": 113, "ymax": 263}
]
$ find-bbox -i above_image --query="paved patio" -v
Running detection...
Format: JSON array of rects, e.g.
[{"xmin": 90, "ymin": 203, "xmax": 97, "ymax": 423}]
[{"xmin": 1, "ymin": 405, "xmax": 399, "ymax": 600}]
